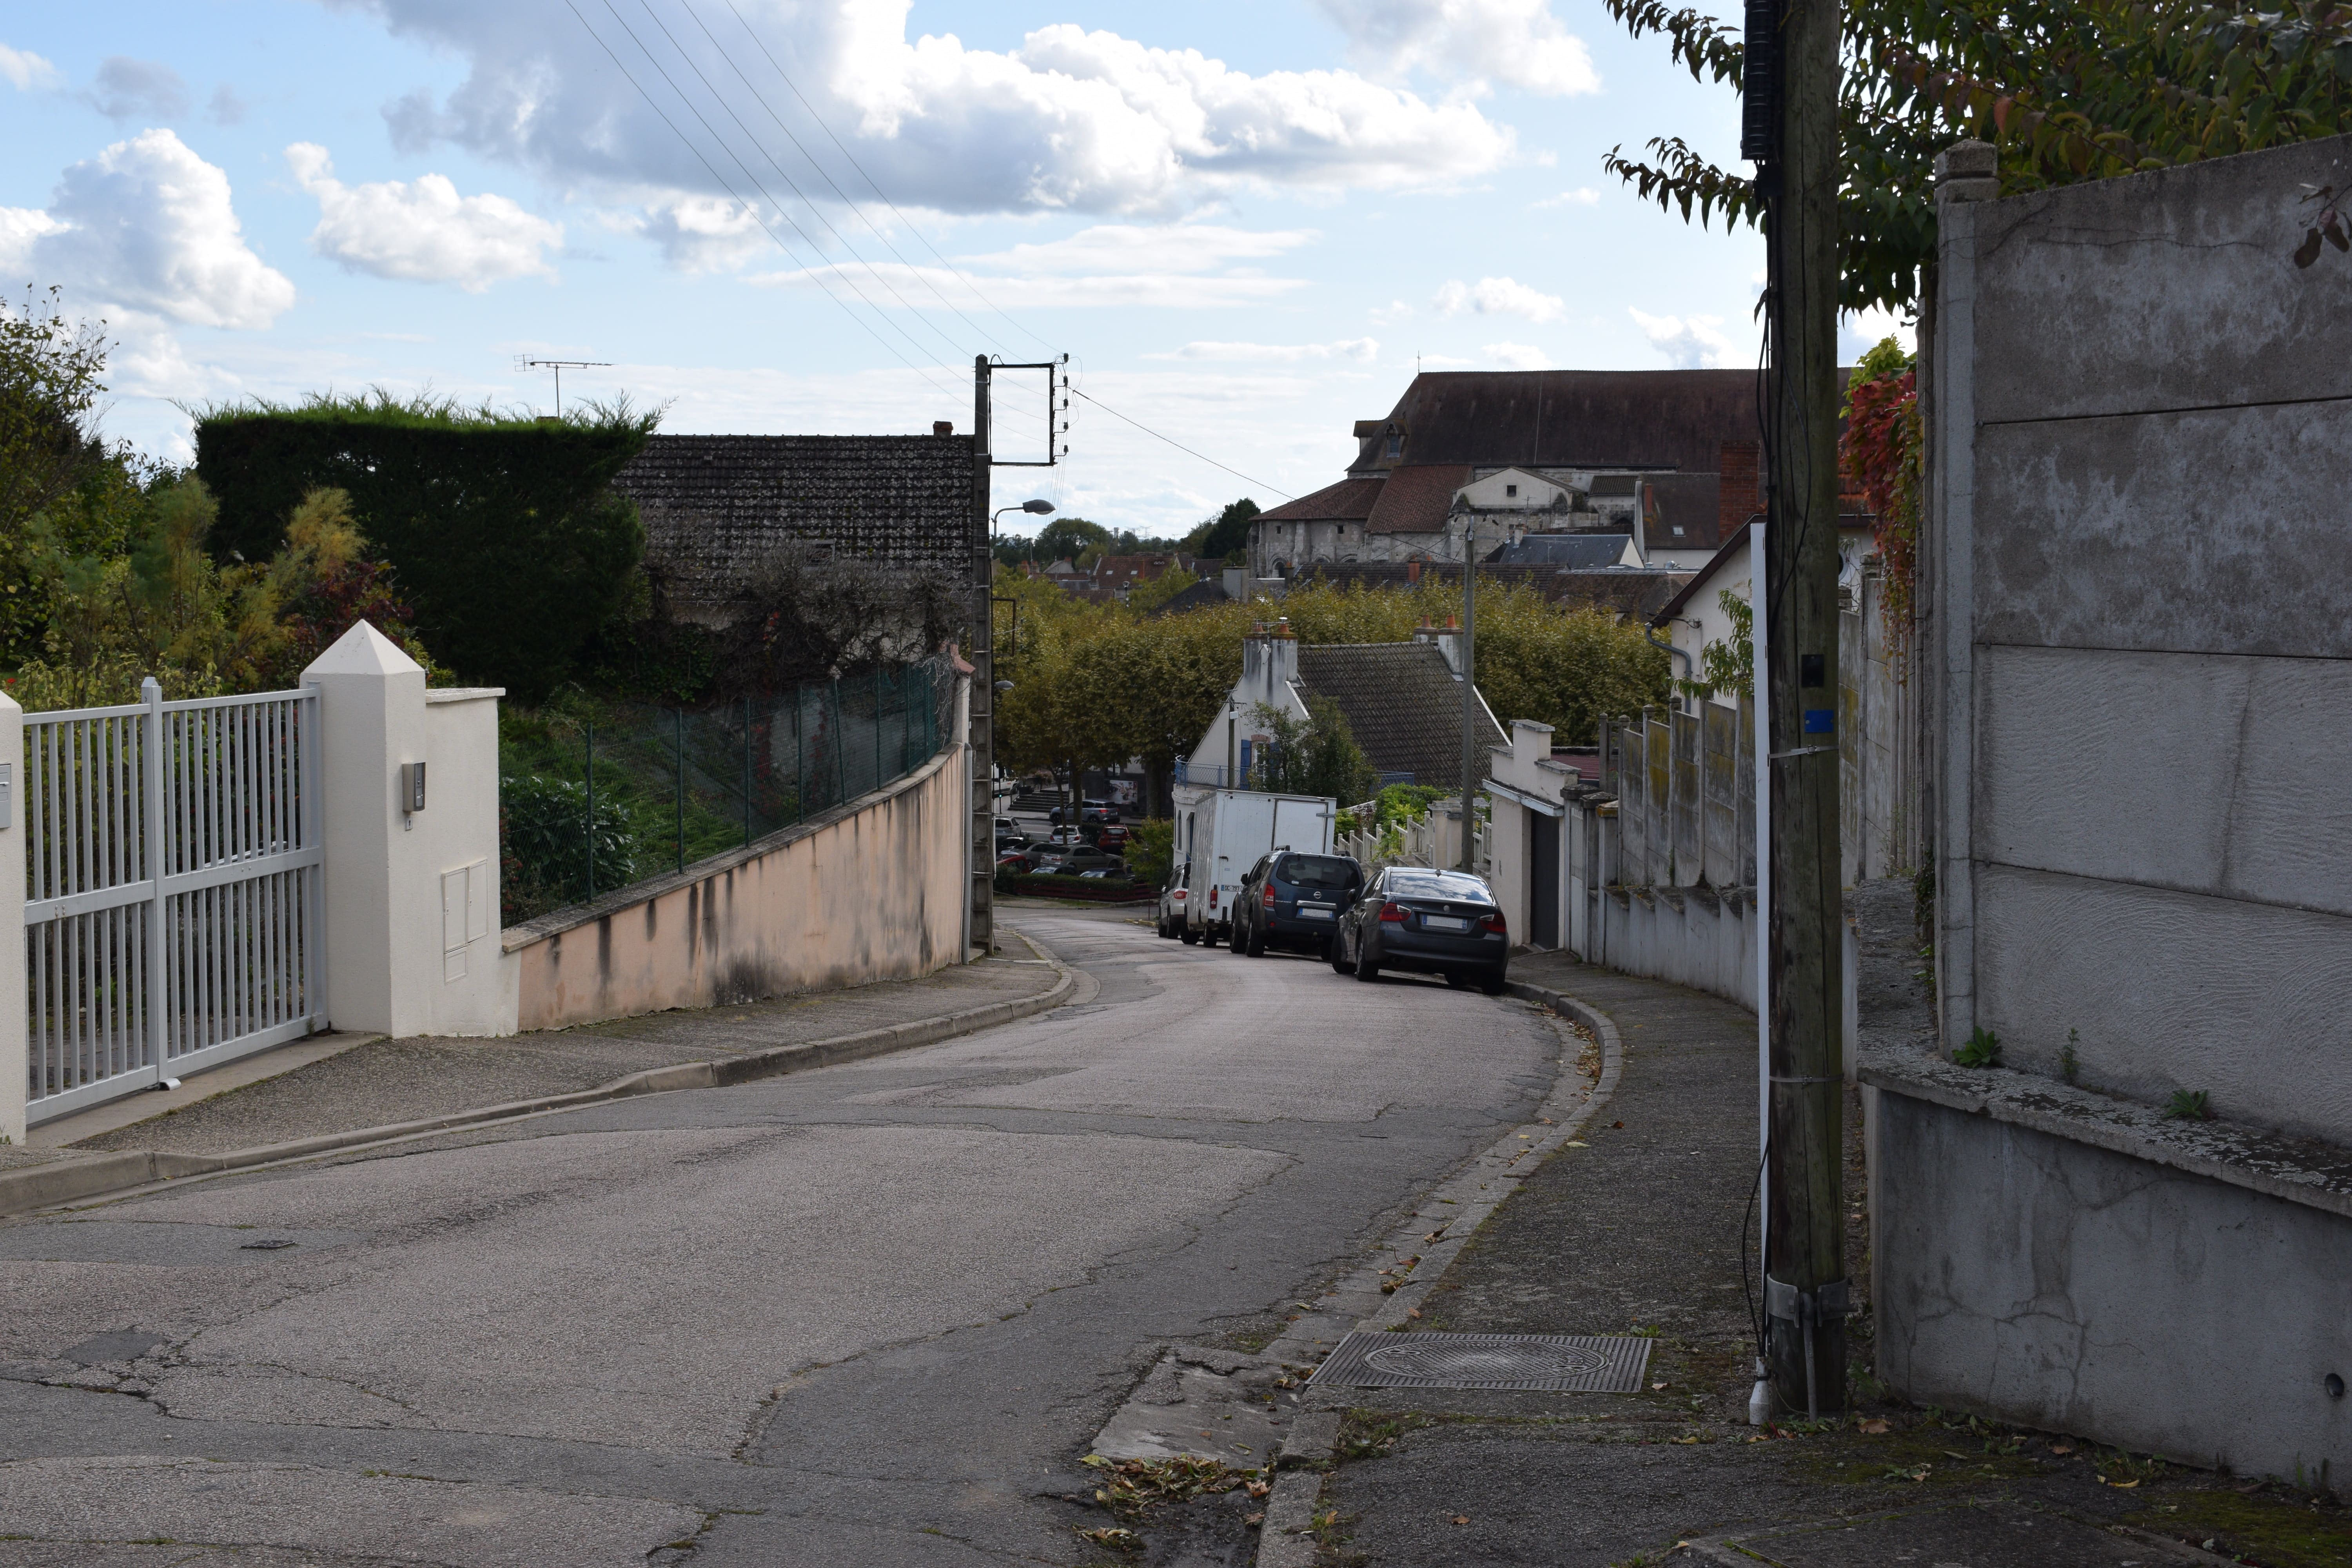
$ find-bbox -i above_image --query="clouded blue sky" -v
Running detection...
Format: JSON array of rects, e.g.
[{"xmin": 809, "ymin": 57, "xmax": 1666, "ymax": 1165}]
[{"xmin": 0, "ymin": 1, "xmax": 1901, "ymax": 537}]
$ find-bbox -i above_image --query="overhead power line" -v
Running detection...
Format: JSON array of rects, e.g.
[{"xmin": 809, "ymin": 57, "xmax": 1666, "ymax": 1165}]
[
  {"xmin": 717, "ymin": 0, "xmax": 1062, "ymax": 359},
  {"xmin": 1066, "ymin": 387, "xmax": 1294, "ymax": 501}
]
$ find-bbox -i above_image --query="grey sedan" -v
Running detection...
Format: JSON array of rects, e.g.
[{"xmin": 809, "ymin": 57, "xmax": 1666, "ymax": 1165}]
[{"xmin": 1331, "ymin": 866, "xmax": 1509, "ymax": 993}]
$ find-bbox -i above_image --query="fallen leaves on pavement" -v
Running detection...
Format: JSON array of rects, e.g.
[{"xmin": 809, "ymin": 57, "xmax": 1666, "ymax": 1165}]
[
  {"xmin": 1856, "ymin": 1417, "xmax": 1890, "ymax": 1434},
  {"xmin": 1081, "ymin": 1454, "xmax": 1266, "ymax": 1521},
  {"xmin": 1076, "ymin": 1526, "xmax": 1143, "ymax": 1552}
]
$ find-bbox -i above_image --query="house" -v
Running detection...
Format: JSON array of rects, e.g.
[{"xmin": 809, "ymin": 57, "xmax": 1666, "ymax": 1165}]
[
  {"xmin": 1248, "ymin": 370, "xmax": 1766, "ymax": 578},
  {"xmin": 1179, "ymin": 622, "xmax": 1504, "ymax": 793},
  {"xmin": 1649, "ymin": 507, "xmax": 1882, "ymax": 716}
]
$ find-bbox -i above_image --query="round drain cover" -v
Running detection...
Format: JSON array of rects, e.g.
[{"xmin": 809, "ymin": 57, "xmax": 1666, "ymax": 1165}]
[{"xmin": 1364, "ymin": 1340, "xmax": 1606, "ymax": 1383}]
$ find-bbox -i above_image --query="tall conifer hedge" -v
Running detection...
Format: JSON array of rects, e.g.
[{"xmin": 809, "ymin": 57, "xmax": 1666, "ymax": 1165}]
[{"xmin": 193, "ymin": 394, "xmax": 656, "ymax": 697}]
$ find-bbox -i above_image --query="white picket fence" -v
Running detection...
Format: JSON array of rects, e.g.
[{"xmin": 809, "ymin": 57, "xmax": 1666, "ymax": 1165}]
[
  {"xmin": 1335, "ymin": 796, "xmax": 1491, "ymax": 876},
  {"xmin": 23, "ymin": 678, "xmax": 324, "ymax": 1123}
]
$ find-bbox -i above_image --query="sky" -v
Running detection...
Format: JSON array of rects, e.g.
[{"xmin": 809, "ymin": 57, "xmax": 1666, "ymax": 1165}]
[{"xmin": 0, "ymin": 0, "xmax": 1906, "ymax": 541}]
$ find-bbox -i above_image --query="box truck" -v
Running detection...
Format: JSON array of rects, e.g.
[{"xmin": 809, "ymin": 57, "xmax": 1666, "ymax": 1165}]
[{"xmin": 1172, "ymin": 786, "xmax": 1336, "ymax": 941}]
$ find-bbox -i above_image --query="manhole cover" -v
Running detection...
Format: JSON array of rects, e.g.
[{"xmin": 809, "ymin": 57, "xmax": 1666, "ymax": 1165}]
[{"xmin": 1308, "ymin": 1332, "xmax": 1652, "ymax": 1393}]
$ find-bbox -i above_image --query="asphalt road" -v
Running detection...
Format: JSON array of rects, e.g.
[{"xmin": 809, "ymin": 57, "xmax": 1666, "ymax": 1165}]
[{"xmin": 0, "ymin": 910, "xmax": 1559, "ymax": 1567}]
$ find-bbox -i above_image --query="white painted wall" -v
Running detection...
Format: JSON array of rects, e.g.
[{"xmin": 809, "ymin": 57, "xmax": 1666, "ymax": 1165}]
[{"xmin": 303, "ymin": 622, "xmax": 515, "ymax": 1040}]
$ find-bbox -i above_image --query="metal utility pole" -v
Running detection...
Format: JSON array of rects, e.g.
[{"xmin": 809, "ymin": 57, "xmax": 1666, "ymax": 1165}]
[
  {"xmin": 969, "ymin": 357, "xmax": 996, "ymax": 956},
  {"xmin": 1458, "ymin": 515, "xmax": 1479, "ymax": 871},
  {"xmin": 1751, "ymin": 0, "xmax": 1847, "ymax": 1417}
]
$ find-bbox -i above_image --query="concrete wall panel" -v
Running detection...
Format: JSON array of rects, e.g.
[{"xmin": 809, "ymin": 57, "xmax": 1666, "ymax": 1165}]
[
  {"xmin": 1973, "ymin": 863, "xmax": 2352, "ymax": 1140},
  {"xmin": 1974, "ymin": 399, "xmax": 2352, "ymax": 658},
  {"xmin": 1976, "ymin": 645, "xmax": 2352, "ymax": 918},
  {"xmin": 1872, "ymin": 1088, "xmax": 2352, "ymax": 1481},
  {"xmin": 1965, "ymin": 134, "xmax": 2352, "ymax": 424}
]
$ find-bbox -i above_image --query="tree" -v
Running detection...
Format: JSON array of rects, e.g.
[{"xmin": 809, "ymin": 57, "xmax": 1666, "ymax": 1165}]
[
  {"xmin": 1182, "ymin": 498, "xmax": 1260, "ymax": 564},
  {"xmin": 1124, "ymin": 565, "xmax": 1201, "ymax": 614},
  {"xmin": 1248, "ymin": 696, "xmax": 1377, "ymax": 804},
  {"xmin": 1031, "ymin": 515, "xmax": 1111, "ymax": 566},
  {"xmin": 7, "ymin": 481, "xmax": 437, "ymax": 711},
  {"xmin": 1601, "ymin": 0, "xmax": 2352, "ymax": 312}
]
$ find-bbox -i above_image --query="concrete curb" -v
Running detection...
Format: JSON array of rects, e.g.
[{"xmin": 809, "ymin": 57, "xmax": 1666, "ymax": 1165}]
[
  {"xmin": 1250, "ymin": 976, "xmax": 1627, "ymax": 1566},
  {"xmin": 0, "ymin": 944, "xmax": 1076, "ymax": 1220}
]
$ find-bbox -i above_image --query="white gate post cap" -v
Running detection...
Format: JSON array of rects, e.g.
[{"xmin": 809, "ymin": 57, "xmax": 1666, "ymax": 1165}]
[{"xmin": 303, "ymin": 620, "xmax": 424, "ymax": 681}]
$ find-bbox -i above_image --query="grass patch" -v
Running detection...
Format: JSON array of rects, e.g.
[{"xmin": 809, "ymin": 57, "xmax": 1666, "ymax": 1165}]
[{"xmin": 2133, "ymin": 1485, "xmax": 2352, "ymax": 1568}]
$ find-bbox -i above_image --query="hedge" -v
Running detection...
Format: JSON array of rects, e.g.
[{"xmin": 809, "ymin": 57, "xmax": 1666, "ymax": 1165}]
[{"xmin": 193, "ymin": 394, "xmax": 656, "ymax": 698}]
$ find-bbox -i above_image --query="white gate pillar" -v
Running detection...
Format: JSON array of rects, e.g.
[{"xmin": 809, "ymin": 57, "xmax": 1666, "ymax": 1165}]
[
  {"xmin": 0, "ymin": 691, "xmax": 24, "ymax": 1145},
  {"xmin": 305, "ymin": 623, "xmax": 434, "ymax": 1038}
]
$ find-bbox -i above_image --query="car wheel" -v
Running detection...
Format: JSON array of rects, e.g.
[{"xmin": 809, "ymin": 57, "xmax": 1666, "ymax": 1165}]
[
  {"xmin": 1227, "ymin": 920, "xmax": 1245, "ymax": 954},
  {"xmin": 1353, "ymin": 937, "xmax": 1379, "ymax": 983},
  {"xmin": 1246, "ymin": 922, "xmax": 1267, "ymax": 957},
  {"xmin": 1327, "ymin": 935, "xmax": 1350, "ymax": 973},
  {"xmin": 1180, "ymin": 924, "xmax": 1200, "ymax": 946},
  {"xmin": 1479, "ymin": 971, "xmax": 1509, "ymax": 995}
]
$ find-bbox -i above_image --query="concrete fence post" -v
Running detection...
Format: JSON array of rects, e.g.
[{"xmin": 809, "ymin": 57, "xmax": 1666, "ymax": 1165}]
[
  {"xmin": 0, "ymin": 691, "xmax": 23, "ymax": 1145},
  {"xmin": 303, "ymin": 622, "xmax": 512, "ymax": 1040}
]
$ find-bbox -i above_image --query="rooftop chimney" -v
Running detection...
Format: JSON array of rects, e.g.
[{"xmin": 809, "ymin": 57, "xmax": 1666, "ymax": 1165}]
[
  {"xmin": 933, "ymin": 421, "xmax": 954, "ymax": 436},
  {"xmin": 1719, "ymin": 440, "xmax": 1762, "ymax": 544}
]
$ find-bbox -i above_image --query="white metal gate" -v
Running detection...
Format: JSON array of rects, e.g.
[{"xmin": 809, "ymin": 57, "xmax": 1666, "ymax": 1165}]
[{"xmin": 24, "ymin": 678, "xmax": 323, "ymax": 1123}]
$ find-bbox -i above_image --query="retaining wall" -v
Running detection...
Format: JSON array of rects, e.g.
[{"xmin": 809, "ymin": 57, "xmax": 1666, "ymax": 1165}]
[{"xmin": 504, "ymin": 740, "xmax": 969, "ymax": 1031}]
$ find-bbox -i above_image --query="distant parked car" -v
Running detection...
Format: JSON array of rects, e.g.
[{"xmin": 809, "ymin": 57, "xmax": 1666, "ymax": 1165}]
[
  {"xmin": 1228, "ymin": 851, "xmax": 1364, "ymax": 958},
  {"xmin": 1035, "ymin": 845, "xmax": 1125, "ymax": 876},
  {"xmin": 1093, "ymin": 823, "xmax": 1131, "ymax": 851},
  {"xmin": 1076, "ymin": 866, "xmax": 1125, "ymax": 880},
  {"xmin": 1330, "ymin": 866, "xmax": 1508, "ymax": 993},
  {"xmin": 1157, "ymin": 861, "xmax": 1196, "ymax": 942}
]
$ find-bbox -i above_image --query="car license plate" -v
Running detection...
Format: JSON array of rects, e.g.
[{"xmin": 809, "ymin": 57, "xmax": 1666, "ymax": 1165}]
[
  {"xmin": 1423, "ymin": 915, "xmax": 1471, "ymax": 932},
  {"xmin": 1297, "ymin": 906, "xmax": 1334, "ymax": 920}
]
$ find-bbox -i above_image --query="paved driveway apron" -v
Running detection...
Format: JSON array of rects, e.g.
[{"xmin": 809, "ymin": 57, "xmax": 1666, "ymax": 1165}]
[{"xmin": 0, "ymin": 915, "xmax": 1557, "ymax": 1566}]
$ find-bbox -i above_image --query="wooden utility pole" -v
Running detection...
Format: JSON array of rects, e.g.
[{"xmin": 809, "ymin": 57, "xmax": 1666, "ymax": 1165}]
[
  {"xmin": 1757, "ymin": 0, "xmax": 1847, "ymax": 1417},
  {"xmin": 969, "ymin": 356, "xmax": 996, "ymax": 956}
]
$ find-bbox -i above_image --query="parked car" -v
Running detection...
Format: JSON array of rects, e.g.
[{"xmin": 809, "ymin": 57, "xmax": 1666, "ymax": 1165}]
[
  {"xmin": 1227, "ymin": 851, "xmax": 1364, "ymax": 958},
  {"xmin": 1093, "ymin": 823, "xmax": 1132, "ymax": 852},
  {"xmin": 1156, "ymin": 861, "xmax": 1195, "ymax": 941},
  {"xmin": 994, "ymin": 816, "xmax": 1020, "ymax": 835},
  {"xmin": 996, "ymin": 831, "xmax": 1029, "ymax": 854},
  {"xmin": 1021, "ymin": 828, "xmax": 1085, "ymax": 868},
  {"xmin": 1075, "ymin": 866, "xmax": 1125, "ymax": 880},
  {"xmin": 1330, "ymin": 866, "xmax": 1509, "ymax": 992},
  {"xmin": 1034, "ymin": 845, "xmax": 1125, "ymax": 876}
]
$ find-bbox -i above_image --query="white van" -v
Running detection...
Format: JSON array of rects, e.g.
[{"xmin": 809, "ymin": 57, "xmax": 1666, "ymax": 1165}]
[{"xmin": 1171, "ymin": 787, "xmax": 1336, "ymax": 942}]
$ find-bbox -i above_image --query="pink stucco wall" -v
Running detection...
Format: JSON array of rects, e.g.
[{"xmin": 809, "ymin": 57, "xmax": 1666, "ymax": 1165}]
[{"xmin": 507, "ymin": 742, "xmax": 969, "ymax": 1031}]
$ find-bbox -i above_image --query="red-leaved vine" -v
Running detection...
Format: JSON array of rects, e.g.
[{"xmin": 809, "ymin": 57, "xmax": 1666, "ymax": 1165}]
[{"xmin": 1840, "ymin": 368, "xmax": 1920, "ymax": 653}]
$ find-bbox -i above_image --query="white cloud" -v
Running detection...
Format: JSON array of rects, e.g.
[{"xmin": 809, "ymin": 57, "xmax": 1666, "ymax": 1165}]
[
  {"xmin": 1370, "ymin": 299, "xmax": 1413, "ymax": 324},
  {"xmin": 1485, "ymin": 341, "xmax": 1551, "ymax": 370},
  {"xmin": 751, "ymin": 221, "xmax": 1317, "ymax": 307},
  {"xmin": 634, "ymin": 198, "xmax": 771, "ymax": 274},
  {"xmin": 0, "ymin": 130, "xmax": 293, "ymax": 330},
  {"xmin": 0, "ymin": 43, "xmax": 59, "ymax": 91},
  {"xmin": 355, "ymin": 1, "xmax": 1516, "ymax": 216},
  {"xmin": 1148, "ymin": 338, "xmax": 1378, "ymax": 362},
  {"xmin": 86, "ymin": 56, "xmax": 189, "ymax": 122},
  {"xmin": 1314, "ymin": 0, "xmax": 1599, "ymax": 96},
  {"xmin": 287, "ymin": 143, "xmax": 561, "ymax": 292},
  {"xmin": 1416, "ymin": 352, "xmax": 1475, "ymax": 367},
  {"xmin": 1840, "ymin": 303, "xmax": 1915, "ymax": 359},
  {"xmin": 1434, "ymin": 275, "xmax": 1563, "ymax": 323},
  {"xmin": 1534, "ymin": 186, "xmax": 1599, "ymax": 209},
  {"xmin": 1629, "ymin": 307, "xmax": 1736, "ymax": 369}
]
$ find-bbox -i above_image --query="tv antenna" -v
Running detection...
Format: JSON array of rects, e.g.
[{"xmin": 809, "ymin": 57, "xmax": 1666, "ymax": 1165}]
[{"xmin": 513, "ymin": 356, "xmax": 610, "ymax": 418}]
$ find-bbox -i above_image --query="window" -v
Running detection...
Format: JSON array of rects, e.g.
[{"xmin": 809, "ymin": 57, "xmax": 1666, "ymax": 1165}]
[
  {"xmin": 1276, "ymin": 854, "xmax": 1358, "ymax": 889},
  {"xmin": 1505, "ymin": 483, "xmax": 1518, "ymax": 497},
  {"xmin": 1388, "ymin": 869, "xmax": 1494, "ymax": 902}
]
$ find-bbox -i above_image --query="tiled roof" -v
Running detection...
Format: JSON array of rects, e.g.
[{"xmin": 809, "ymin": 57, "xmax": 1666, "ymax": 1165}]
[
  {"xmin": 1486, "ymin": 532, "xmax": 1633, "ymax": 569},
  {"xmin": 1149, "ymin": 578, "xmax": 1233, "ymax": 616},
  {"xmin": 1349, "ymin": 370, "xmax": 1760, "ymax": 476},
  {"xmin": 1642, "ymin": 472, "xmax": 1722, "ymax": 551},
  {"xmin": 1294, "ymin": 641, "xmax": 1507, "ymax": 791},
  {"xmin": 1257, "ymin": 477, "xmax": 1384, "ymax": 523},
  {"xmin": 1364, "ymin": 465, "xmax": 1474, "ymax": 534},
  {"xmin": 614, "ymin": 434, "xmax": 971, "ymax": 615}
]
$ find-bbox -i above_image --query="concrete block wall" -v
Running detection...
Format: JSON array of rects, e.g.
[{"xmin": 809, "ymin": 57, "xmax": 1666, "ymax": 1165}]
[{"xmin": 1933, "ymin": 133, "xmax": 2352, "ymax": 1142}]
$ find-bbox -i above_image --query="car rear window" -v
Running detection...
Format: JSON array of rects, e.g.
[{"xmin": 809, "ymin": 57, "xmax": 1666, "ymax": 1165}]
[
  {"xmin": 1278, "ymin": 855, "xmax": 1357, "ymax": 889},
  {"xmin": 1388, "ymin": 871, "xmax": 1492, "ymax": 902}
]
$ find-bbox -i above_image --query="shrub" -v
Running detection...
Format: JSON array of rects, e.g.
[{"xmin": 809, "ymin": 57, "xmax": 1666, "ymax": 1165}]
[
  {"xmin": 501, "ymin": 772, "xmax": 639, "ymax": 915},
  {"xmin": 193, "ymin": 392, "xmax": 655, "ymax": 698}
]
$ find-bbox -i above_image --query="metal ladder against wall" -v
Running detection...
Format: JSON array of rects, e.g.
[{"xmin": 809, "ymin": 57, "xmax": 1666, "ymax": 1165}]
[{"xmin": 24, "ymin": 679, "xmax": 325, "ymax": 1124}]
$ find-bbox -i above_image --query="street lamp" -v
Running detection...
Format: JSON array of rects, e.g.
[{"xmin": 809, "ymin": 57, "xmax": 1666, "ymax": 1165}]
[{"xmin": 993, "ymin": 498, "xmax": 1056, "ymax": 533}]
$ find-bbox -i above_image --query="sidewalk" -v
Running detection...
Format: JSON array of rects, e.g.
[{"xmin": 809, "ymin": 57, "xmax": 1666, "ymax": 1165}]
[
  {"xmin": 1299, "ymin": 887, "xmax": 2352, "ymax": 1568},
  {"xmin": 1, "ymin": 937, "xmax": 1068, "ymax": 1215}
]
